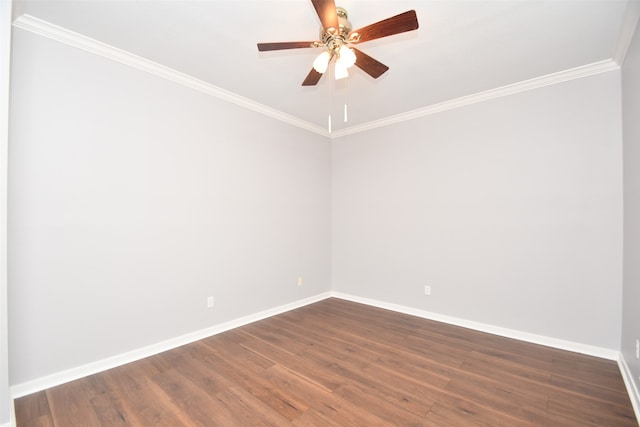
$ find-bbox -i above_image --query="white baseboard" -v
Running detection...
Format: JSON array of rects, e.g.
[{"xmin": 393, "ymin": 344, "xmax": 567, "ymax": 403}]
[
  {"xmin": 618, "ymin": 354, "xmax": 640, "ymax": 424},
  {"xmin": 331, "ymin": 292, "xmax": 620, "ymax": 360},
  {"xmin": 10, "ymin": 292, "xmax": 332, "ymax": 398},
  {"xmin": 11, "ymin": 290, "xmax": 624, "ymax": 402}
]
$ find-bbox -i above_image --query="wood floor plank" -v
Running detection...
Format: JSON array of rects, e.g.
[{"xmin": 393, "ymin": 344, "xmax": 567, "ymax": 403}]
[
  {"xmin": 424, "ymin": 395, "xmax": 534, "ymax": 427},
  {"xmin": 150, "ymin": 367, "xmax": 244, "ymax": 427},
  {"xmin": 213, "ymin": 387, "xmax": 292, "ymax": 426},
  {"xmin": 332, "ymin": 380, "xmax": 434, "ymax": 425},
  {"xmin": 260, "ymin": 364, "xmax": 334, "ymax": 406},
  {"xmin": 14, "ymin": 391, "xmax": 54, "ymax": 427},
  {"xmin": 547, "ymin": 387, "xmax": 637, "ymax": 426},
  {"xmin": 237, "ymin": 332, "xmax": 349, "ymax": 392},
  {"xmin": 551, "ymin": 353, "xmax": 627, "ymax": 391},
  {"xmin": 45, "ymin": 380, "xmax": 102, "ymax": 426},
  {"xmin": 99, "ymin": 363, "xmax": 192, "ymax": 426},
  {"xmin": 239, "ymin": 321, "xmax": 312, "ymax": 356},
  {"xmin": 85, "ymin": 374, "xmax": 131, "ymax": 426},
  {"xmin": 444, "ymin": 374, "xmax": 550, "ymax": 424},
  {"xmin": 190, "ymin": 341, "xmax": 310, "ymax": 421},
  {"xmin": 242, "ymin": 317, "xmax": 324, "ymax": 354},
  {"xmin": 153, "ymin": 345, "xmax": 235, "ymax": 396},
  {"xmin": 465, "ymin": 349, "xmax": 551, "ymax": 384},
  {"xmin": 456, "ymin": 354, "xmax": 553, "ymax": 400},
  {"xmin": 14, "ymin": 298, "xmax": 638, "ymax": 426},
  {"xmin": 301, "ymin": 304, "xmax": 472, "ymax": 366},
  {"xmin": 549, "ymin": 373, "xmax": 632, "ymax": 406},
  {"xmin": 199, "ymin": 328, "xmax": 249, "ymax": 348}
]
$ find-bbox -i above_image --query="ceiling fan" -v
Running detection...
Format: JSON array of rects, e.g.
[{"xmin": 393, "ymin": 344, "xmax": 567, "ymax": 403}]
[{"xmin": 257, "ymin": 0, "xmax": 419, "ymax": 86}]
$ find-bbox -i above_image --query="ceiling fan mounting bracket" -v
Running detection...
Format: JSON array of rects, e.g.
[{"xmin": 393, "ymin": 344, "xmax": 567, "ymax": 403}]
[{"xmin": 335, "ymin": 7, "xmax": 352, "ymax": 36}]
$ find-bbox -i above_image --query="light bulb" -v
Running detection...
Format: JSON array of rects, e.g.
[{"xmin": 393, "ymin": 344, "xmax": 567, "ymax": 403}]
[
  {"xmin": 338, "ymin": 45, "xmax": 356, "ymax": 68},
  {"xmin": 313, "ymin": 51, "xmax": 331, "ymax": 73},
  {"xmin": 335, "ymin": 61, "xmax": 349, "ymax": 80}
]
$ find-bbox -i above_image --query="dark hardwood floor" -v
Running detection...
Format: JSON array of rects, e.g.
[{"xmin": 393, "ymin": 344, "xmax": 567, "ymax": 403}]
[{"xmin": 15, "ymin": 298, "xmax": 638, "ymax": 426}]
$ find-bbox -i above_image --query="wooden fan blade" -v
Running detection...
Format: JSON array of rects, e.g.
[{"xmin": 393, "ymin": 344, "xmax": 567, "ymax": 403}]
[
  {"xmin": 311, "ymin": 0, "xmax": 338, "ymax": 32},
  {"xmin": 348, "ymin": 10, "xmax": 419, "ymax": 44},
  {"xmin": 352, "ymin": 48, "xmax": 389, "ymax": 79},
  {"xmin": 302, "ymin": 68, "xmax": 323, "ymax": 86},
  {"xmin": 257, "ymin": 41, "xmax": 317, "ymax": 51}
]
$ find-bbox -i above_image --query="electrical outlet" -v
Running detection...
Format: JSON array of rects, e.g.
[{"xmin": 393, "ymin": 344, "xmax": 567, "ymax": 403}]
[
  {"xmin": 424, "ymin": 285, "xmax": 431, "ymax": 295},
  {"xmin": 635, "ymin": 339, "xmax": 639, "ymax": 359},
  {"xmin": 207, "ymin": 296, "xmax": 214, "ymax": 309},
  {"xmin": 298, "ymin": 277, "xmax": 303, "ymax": 286}
]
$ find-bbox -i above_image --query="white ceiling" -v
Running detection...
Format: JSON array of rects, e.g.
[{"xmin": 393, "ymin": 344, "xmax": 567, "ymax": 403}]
[{"xmin": 11, "ymin": 0, "xmax": 632, "ymax": 133}]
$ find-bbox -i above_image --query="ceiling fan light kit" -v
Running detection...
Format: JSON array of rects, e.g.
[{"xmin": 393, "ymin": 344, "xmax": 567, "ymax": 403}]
[
  {"xmin": 312, "ymin": 50, "xmax": 332, "ymax": 73},
  {"xmin": 334, "ymin": 59, "xmax": 350, "ymax": 80},
  {"xmin": 257, "ymin": 1, "xmax": 419, "ymax": 86}
]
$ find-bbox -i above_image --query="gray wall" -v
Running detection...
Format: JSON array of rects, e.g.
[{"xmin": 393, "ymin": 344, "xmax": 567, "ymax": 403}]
[
  {"xmin": 8, "ymin": 28, "xmax": 332, "ymax": 385},
  {"xmin": 6, "ymin": 5, "xmax": 635, "ymax": 408},
  {"xmin": 622, "ymin": 10, "xmax": 640, "ymax": 405},
  {"xmin": 1, "ymin": 1, "xmax": 11, "ymax": 425},
  {"xmin": 332, "ymin": 71, "xmax": 623, "ymax": 350}
]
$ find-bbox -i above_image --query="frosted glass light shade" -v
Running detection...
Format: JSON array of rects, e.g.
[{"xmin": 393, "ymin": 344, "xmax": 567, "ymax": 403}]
[
  {"xmin": 313, "ymin": 51, "xmax": 331, "ymax": 73},
  {"xmin": 335, "ymin": 61, "xmax": 349, "ymax": 80},
  {"xmin": 338, "ymin": 45, "xmax": 356, "ymax": 68}
]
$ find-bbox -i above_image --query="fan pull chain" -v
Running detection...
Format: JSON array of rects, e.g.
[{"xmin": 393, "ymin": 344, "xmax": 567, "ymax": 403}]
[
  {"xmin": 328, "ymin": 63, "xmax": 333, "ymax": 133},
  {"xmin": 344, "ymin": 77, "xmax": 348, "ymax": 123}
]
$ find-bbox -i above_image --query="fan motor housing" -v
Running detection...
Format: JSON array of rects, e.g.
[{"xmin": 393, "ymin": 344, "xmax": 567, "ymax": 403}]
[
  {"xmin": 335, "ymin": 7, "xmax": 352, "ymax": 35},
  {"xmin": 320, "ymin": 6, "xmax": 352, "ymax": 49},
  {"xmin": 320, "ymin": 7, "xmax": 351, "ymax": 37}
]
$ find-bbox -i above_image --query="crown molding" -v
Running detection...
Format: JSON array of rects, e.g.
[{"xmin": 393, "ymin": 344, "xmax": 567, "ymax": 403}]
[
  {"xmin": 12, "ymin": 14, "xmax": 330, "ymax": 138},
  {"xmin": 613, "ymin": 0, "xmax": 640, "ymax": 66},
  {"xmin": 12, "ymin": 14, "xmax": 622, "ymax": 141},
  {"xmin": 331, "ymin": 59, "xmax": 620, "ymax": 139}
]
